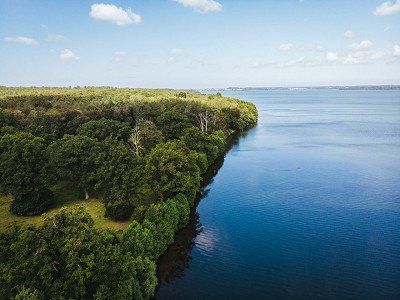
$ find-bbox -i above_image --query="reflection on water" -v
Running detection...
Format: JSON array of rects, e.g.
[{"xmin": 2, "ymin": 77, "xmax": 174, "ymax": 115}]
[
  {"xmin": 156, "ymin": 89, "xmax": 400, "ymax": 299},
  {"xmin": 156, "ymin": 133, "xmax": 241, "ymax": 285}
]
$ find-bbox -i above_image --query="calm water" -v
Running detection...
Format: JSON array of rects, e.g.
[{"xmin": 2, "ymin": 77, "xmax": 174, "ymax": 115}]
[{"xmin": 156, "ymin": 89, "xmax": 400, "ymax": 299}]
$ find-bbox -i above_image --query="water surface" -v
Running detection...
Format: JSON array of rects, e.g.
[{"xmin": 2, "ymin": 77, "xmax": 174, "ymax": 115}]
[{"xmin": 156, "ymin": 89, "xmax": 400, "ymax": 299}]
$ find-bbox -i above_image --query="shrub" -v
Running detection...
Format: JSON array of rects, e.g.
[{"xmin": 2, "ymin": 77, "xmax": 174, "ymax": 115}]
[
  {"xmin": 103, "ymin": 193, "xmax": 135, "ymax": 221},
  {"xmin": 10, "ymin": 188, "xmax": 54, "ymax": 216}
]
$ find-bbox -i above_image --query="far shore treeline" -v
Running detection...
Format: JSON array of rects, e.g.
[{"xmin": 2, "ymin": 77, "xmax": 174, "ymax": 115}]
[{"xmin": 0, "ymin": 87, "xmax": 257, "ymax": 299}]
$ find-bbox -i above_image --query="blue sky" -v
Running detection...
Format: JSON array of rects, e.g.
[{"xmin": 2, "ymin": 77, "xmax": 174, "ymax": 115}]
[{"xmin": 1, "ymin": 0, "xmax": 399, "ymax": 88}]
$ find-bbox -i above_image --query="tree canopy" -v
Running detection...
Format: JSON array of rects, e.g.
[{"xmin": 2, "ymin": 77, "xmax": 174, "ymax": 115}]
[{"xmin": 0, "ymin": 87, "xmax": 258, "ymax": 299}]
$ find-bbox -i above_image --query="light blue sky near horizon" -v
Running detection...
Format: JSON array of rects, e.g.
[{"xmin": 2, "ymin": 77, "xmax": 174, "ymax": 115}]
[{"xmin": 0, "ymin": 0, "xmax": 399, "ymax": 88}]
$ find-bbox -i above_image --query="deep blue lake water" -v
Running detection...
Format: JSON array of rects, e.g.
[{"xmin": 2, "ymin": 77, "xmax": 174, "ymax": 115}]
[{"xmin": 156, "ymin": 89, "xmax": 400, "ymax": 299}]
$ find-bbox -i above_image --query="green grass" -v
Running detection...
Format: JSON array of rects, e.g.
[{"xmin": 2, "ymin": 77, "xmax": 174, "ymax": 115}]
[{"xmin": 0, "ymin": 182, "xmax": 129, "ymax": 233}]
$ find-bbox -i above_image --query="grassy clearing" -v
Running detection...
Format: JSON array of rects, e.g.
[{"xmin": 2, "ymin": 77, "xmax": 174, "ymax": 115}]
[{"xmin": 0, "ymin": 182, "xmax": 129, "ymax": 233}]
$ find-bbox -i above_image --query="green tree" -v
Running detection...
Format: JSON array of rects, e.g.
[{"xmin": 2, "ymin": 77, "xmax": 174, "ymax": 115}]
[
  {"xmin": 0, "ymin": 132, "xmax": 50, "ymax": 195},
  {"xmin": 77, "ymin": 118, "xmax": 132, "ymax": 141},
  {"xmin": 181, "ymin": 127, "xmax": 220, "ymax": 166},
  {"xmin": 0, "ymin": 108, "xmax": 18, "ymax": 128},
  {"xmin": 48, "ymin": 135, "xmax": 101, "ymax": 199},
  {"xmin": 0, "ymin": 208, "xmax": 157, "ymax": 299},
  {"xmin": 95, "ymin": 138, "xmax": 146, "ymax": 220},
  {"xmin": 146, "ymin": 141, "xmax": 201, "ymax": 200},
  {"xmin": 0, "ymin": 132, "xmax": 53, "ymax": 215},
  {"xmin": 156, "ymin": 111, "xmax": 192, "ymax": 140},
  {"xmin": 129, "ymin": 120, "xmax": 164, "ymax": 156},
  {"xmin": 26, "ymin": 110, "xmax": 61, "ymax": 141}
]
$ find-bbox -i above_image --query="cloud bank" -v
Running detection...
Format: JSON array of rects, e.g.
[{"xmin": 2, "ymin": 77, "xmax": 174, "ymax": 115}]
[{"xmin": 374, "ymin": 0, "xmax": 400, "ymax": 16}]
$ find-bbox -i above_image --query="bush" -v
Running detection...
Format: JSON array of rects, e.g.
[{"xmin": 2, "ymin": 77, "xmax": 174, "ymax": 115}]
[
  {"xmin": 103, "ymin": 193, "xmax": 135, "ymax": 221},
  {"xmin": 10, "ymin": 188, "xmax": 54, "ymax": 216}
]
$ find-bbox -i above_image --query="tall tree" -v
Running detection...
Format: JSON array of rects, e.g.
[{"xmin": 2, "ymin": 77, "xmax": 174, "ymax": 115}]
[
  {"xmin": 146, "ymin": 141, "xmax": 201, "ymax": 200},
  {"xmin": 0, "ymin": 132, "xmax": 50, "ymax": 195},
  {"xmin": 0, "ymin": 132, "xmax": 54, "ymax": 215},
  {"xmin": 156, "ymin": 111, "xmax": 192, "ymax": 140},
  {"xmin": 48, "ymin": 135, "xmax": 101, "ymax": 199},
  {"xmin": 129, "ymin": 120, "xmax": 163, "ymax": 156}
]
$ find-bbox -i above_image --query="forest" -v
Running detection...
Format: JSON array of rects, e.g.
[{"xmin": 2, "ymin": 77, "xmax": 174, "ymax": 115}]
[{"xmin": 0, "ymin": 87, "xmax": 257, "ymax": 299}]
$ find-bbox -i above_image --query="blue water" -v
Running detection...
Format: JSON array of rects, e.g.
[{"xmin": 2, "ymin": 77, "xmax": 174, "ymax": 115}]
[{"xmin": 156, "ymin": 89, "xmax": 400, "ymax": 299}]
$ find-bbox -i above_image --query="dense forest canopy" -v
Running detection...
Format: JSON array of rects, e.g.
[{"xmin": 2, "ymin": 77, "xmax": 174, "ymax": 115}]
[{"xmin": 0, "ymin": 87, "xmax": 257, "ymax": 299}]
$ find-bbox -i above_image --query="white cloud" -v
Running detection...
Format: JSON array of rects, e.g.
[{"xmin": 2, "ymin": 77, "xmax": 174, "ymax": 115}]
[
  {"xmin": 343, "ymin": 30, "xmax": 355, "ymax": 38},
  {"xmin": 279, "ymin": 43, "xmax": 293, "ymax": 51},
  {"xmin": 393, "ymin": 44, "xmax": 400, "ymax": 57},
  {"xmin": 349, "ymin": 40, "xmax": 373, "ymax": 50},
  {"xmin": 173, "ymin": 0, "xmax": 222, "ymax": 13},
  {"xmin": 4, "ymin": 36, "xmax": 38, "ymax": 46},
  {"xmin": 59, "ymin": 49, "xmax": 79, "ymax": 61},
  {"xmin": 326, "ymin": 52, "xmax": 338, "ymax": 61},
  {"xmin": 170, "ymin": 48, "xmax": 185, "ymax": 55},
  {"xmin": 384, "ymin": 25, "xmax": 391, "ymax": 32},
  {"xmin": 342, "ymin": 50, "xmax": 389, "ymax": 65},
  {"xmin": 373, "ymin": 0, "xmax": 400, "ymax": 16},
  {"xmin": 46, "ymin": 34, "xmax": 66, "ymax": 42},
  {"xmin": 90, "ymin": 3, "xmax": 141, "ymax": 26}
]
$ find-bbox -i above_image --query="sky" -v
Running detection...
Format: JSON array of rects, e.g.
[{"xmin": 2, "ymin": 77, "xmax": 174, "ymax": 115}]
[{"xmin": 0, "ymin": 0, "xmax": 399, "ymax": 88}]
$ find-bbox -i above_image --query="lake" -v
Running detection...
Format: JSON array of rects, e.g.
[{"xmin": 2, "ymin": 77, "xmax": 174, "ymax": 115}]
[{"xmin": 156, "ymin": 89, "xmax": 400, "ymax": 299}]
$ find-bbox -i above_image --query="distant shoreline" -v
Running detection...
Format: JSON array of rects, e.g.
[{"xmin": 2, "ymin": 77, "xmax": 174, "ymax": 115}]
[{"xmin": 203, "ymin": 85, "xmax": 400, "ymax": 91}]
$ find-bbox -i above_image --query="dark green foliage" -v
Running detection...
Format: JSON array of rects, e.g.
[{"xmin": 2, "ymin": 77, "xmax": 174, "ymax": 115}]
[
  {"xmin": 10, "ymin": 188, "xmax": 54, "ymax": 216},
  {"xmin": 103, "ymin": 193, "xmax": 135, "ymax": 221},
  {"xmin": 0, "ymin": 208, "xmax": 157, "ymax": 299},
  {"xmin": 0, "ymin": 132, "xmax": 50, "ymax": 195},
  {"xmin": 48, "ymin": 135, "xmax": 101, "ymax": 198},
  {"xmin": 121, "ymin": 220, "xmax": 156, "ymax": 260},
  {"xmin": 0, "ymin": 125, "xmax": 18, "ymax": 135},
  {"xmin": 14, "ymin": 287, "xmax": 41, "ymax": 300},
  {"xmin": 0, "ymin": 108, "xmax": 18, "ymax": 127},
  {"xmin": 220, "ymin": 107, "xmax": 242, "ymax": 131},
  {"xmin": 96, "ymin": 138, "xmax": 146, "ymax": 220},
  {"xmin": 0, "ymin": 87, "xmax": 258, "ymax": 299},
  {"xmin": 196, "ymin": 152, "xmax": 209, "ymax": 174},
  {"xmin": 131, "ymin": 120, "xmax": 164, "ymax": 156},
  {"xmin": 181, "ymin": 127, "xmax": 223, "ymax": 165},
  {"xmin": 146, "ymin": 141, "xmax": 201, "ymax": 199},
  {"xmin": 121, "ymin": 194, "xmax": 190, "ymax": 261},
  {"xmin": 156, "ymin": 111, "xmax": 192, "ymax": 140},
  {"xmin": 26, "ymin": 110, "xmax": 61, "ymax": 141},
  {"xmin": 77, "ymin": 118, "xmax": 132, "ymax": 141}
]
